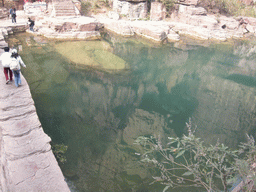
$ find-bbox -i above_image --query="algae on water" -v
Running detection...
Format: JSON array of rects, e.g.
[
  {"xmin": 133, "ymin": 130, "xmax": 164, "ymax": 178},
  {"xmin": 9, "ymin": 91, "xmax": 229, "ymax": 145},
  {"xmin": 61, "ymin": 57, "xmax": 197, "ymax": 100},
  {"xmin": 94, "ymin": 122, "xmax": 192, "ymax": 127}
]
[{"xmin": 54, "ymin": 41, "xmax": 127, "ymax": 70}]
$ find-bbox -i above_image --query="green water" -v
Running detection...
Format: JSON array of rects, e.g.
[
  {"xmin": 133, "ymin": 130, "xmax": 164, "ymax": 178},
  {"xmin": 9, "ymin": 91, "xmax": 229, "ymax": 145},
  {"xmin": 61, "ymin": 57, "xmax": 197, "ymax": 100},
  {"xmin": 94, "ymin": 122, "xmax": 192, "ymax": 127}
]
[{"xmin": 7, "ymin": 33, "xmax": 256, "ymax": 192}]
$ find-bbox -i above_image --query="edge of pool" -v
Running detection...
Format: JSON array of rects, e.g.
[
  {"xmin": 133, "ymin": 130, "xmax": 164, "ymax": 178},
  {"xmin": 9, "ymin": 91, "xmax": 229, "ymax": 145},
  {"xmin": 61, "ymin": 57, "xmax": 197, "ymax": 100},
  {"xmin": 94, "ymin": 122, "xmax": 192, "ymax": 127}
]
[{"xmin": 0, "ymin": 21, "xmax": 70, "ymax": 192}]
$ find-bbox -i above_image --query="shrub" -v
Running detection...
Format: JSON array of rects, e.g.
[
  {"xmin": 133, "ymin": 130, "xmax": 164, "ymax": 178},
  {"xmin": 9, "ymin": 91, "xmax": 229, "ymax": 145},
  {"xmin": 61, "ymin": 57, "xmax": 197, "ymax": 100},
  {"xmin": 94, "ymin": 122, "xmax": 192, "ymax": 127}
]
[
  {"xmin": 80, "ymin": 1, "xmax": 92, "ymax": 15},
  {"xmin": 159, "ymin": 0, "xmax": 176, "ymax": 15},
  {"xmin": 52, "ymin": 143, "xmax": 68, "ymax": 164},
  {"xmin": 199, "ymin": 0, "xmax": 256, "ymax": 17},
  {"xmin": 134, "ymin": 119, "xmax": 256, "ymax": 192}
]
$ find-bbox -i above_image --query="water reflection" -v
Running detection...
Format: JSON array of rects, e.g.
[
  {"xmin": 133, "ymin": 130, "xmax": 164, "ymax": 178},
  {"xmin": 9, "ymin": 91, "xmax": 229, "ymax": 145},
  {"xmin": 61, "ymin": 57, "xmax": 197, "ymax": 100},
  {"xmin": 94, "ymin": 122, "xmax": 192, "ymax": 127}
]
[{"xmin": 7, "ymin": 33, "xmax": 256, "ymax": 192}]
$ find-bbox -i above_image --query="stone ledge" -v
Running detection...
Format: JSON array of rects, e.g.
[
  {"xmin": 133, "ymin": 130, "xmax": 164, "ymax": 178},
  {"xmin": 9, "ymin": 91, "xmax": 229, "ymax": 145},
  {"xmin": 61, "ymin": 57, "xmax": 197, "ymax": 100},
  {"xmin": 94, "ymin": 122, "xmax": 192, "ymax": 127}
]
[{"xmin": 0, "ymin": 38, "xmax": 70, "ymax": 191}]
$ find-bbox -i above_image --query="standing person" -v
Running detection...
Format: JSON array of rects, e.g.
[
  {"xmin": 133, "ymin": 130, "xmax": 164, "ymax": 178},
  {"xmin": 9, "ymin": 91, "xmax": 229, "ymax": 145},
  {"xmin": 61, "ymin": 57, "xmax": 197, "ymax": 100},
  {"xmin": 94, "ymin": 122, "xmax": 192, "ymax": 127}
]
[
  {"xmin": 9, "ymin": 8, "xmax": 13, "ymax": 19},
  {"xmin": 0, "ymin": 47, "xmax": 13, "ymax": 84},
  {"xmin": 28, "ymin": 18, "xmax": 35, "ymax": 32},
  {"xmin": 11, "ymin": 8, "xmax": 16, "ymax": 23},
  {"xmin": 10, "ymin": 49, "xmax": 26, "ymax": 87}
]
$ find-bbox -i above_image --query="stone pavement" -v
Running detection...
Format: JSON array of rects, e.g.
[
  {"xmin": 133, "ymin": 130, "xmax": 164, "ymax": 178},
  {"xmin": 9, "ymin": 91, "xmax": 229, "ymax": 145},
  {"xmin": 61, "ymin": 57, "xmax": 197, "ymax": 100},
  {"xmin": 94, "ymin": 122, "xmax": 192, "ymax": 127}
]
[
  {"xmin": 0, "ymin": 11, "xmax": 27, "ymax": 28},
  {"xmin": 0, "ymin": 36, "xmax": 70, "ymax": 192}
]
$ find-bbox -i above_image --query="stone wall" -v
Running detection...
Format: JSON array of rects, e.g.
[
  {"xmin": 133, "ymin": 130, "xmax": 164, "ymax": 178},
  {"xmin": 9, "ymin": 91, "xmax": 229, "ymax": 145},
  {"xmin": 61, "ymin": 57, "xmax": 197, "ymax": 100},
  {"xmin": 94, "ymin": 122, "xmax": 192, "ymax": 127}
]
[
  {"xmin": 113, "ymin": 0, "xmax": 147, "ymax": 19},
  {"xmin": 150, "ymin": 2, "xmax": 166, "ymax": 21}
]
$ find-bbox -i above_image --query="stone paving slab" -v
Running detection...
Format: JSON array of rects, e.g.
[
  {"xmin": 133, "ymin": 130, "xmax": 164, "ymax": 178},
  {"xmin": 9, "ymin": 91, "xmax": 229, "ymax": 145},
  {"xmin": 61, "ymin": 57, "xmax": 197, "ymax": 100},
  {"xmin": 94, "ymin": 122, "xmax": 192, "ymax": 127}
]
[
  {"xmin": 1, "ymin": 112, "xmax": 41, "ymax": 137},
  {"xmin": 6, "ymin": 150, "xmax": 68, "ymax": 192},
  {"xmin": 3, "ymin": 127, "xmax": 51, "ymax": 161},
  {"xmin": 0, "ymin": 11, "xmax": 27, "ymax": 28}
]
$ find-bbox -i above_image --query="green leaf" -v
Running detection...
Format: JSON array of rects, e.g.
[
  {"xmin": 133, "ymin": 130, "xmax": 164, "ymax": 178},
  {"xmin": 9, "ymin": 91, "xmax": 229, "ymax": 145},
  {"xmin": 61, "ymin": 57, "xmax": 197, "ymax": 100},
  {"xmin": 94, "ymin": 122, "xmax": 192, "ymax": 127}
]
[
  {"xmin": 167, "ymin": 141, "xmax": 178, "ymax": 145},
  {"xmin": 182, "ymin": 171, "xmax": 193, "ymax": 176},
  {"xmin": 176, "ymin": 150, "xmax": 185, "ymax": 158},
  {"xmin": 163, "ymin": 185, "xmax": 171, "ymax": 192}
]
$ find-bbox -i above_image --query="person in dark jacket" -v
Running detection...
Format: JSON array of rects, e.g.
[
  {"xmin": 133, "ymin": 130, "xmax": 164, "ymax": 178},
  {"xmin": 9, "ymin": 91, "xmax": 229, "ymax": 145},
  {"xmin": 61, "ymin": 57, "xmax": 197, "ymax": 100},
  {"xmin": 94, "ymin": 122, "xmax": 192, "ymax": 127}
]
[
  {"xmin": 28, "ymin": 18, "xmax": 35, "ymax": 32},
  {"xmin": 11, "ymin": 8, "xmax": 16, "ymax": 23}
]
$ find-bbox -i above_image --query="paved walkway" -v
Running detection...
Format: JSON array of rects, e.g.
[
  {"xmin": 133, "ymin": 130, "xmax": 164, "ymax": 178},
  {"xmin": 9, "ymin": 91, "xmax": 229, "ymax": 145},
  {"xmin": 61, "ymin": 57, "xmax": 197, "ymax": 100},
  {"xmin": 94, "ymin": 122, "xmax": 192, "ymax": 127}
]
[
  {"xmin": 0, "ymin": 24, "xmax": 70, "ymax": 192},
  {"xmin": 0, "ymin": 11, "xmax": 28, "ymax": 28}
]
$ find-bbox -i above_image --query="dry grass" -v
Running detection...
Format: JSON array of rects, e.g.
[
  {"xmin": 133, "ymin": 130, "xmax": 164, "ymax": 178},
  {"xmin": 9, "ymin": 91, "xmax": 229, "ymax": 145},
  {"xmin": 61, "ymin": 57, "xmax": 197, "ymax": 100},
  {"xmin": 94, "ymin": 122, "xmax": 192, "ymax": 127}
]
[{"xmin": 198, "ymin": 0, "xmax": 256, "ymax": 17}]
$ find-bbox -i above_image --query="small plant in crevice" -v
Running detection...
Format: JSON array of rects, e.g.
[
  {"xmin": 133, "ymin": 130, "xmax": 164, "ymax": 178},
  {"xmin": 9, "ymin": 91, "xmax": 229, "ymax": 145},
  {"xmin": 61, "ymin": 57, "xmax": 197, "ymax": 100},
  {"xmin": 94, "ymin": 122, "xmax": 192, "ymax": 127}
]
[
  {"xmin": 81, "ymin": 1, "xmax": 92, "ymax": 16},
  {"xmin": 134, "ymin": 118, "xmax": 256, "ymax": 192},
  {"xmin": 52, "ymin": 143, "xmax": 68, "ymax": 164}
]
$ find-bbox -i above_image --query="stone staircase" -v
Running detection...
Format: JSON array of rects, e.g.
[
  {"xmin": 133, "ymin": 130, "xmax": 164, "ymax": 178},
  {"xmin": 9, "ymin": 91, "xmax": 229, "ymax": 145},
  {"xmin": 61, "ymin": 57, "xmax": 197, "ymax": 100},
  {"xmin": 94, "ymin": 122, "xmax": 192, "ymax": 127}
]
[{"xmin": 52, "ymin": 0, "xmax": 78, "ymax": 17}]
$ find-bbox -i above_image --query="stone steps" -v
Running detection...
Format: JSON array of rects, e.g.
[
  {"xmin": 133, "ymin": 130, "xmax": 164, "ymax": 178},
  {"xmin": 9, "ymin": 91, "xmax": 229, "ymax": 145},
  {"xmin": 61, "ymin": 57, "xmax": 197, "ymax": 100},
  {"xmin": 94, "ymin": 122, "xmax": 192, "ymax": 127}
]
[{"xmin": 52, "ymin": 0, "xmax": 77, "ymax": 17}]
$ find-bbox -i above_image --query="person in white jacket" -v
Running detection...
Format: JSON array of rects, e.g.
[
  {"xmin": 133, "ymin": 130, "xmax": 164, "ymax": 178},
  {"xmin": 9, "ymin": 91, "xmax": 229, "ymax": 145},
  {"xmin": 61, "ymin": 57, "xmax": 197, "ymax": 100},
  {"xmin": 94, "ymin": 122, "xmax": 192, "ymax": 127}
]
[
  {"xmin": 10, "ymin": 49, "xmax": 26, "ymax": 87},
  {"xmin": 0, "ymin": 47, "xmax": 13, "ymax": 84}
]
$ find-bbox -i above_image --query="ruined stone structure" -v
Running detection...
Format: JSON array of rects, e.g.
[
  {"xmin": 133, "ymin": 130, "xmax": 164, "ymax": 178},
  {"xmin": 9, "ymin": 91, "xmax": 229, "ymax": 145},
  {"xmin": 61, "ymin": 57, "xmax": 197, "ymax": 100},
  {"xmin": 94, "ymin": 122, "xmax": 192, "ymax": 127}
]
[
  {"xmin": 150, "ymin": 2, "xmax": 166, "ymax": 21},
  {"xmin": 113, "ymin": 0, "xmax": 148, "ymax": 19}
]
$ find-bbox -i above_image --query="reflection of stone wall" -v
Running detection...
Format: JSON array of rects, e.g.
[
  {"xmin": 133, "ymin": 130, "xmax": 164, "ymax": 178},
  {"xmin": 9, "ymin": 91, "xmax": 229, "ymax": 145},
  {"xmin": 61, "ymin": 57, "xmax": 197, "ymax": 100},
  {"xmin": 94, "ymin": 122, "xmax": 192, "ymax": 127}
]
[
  {"xmin": 17, "ymin": 33, "xmax": 256, "ymax": 191},
  {"xmin": 191, "ymin": 70, "xmax": 256, "ymax": 147}
]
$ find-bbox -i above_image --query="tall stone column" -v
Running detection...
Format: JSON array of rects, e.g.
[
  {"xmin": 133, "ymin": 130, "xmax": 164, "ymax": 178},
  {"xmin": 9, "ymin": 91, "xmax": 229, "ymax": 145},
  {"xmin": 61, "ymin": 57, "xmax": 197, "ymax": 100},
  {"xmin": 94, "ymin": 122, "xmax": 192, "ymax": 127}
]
[{"xmin": 150, "ymin": 2, "xmax": 166, "ymax": 21}]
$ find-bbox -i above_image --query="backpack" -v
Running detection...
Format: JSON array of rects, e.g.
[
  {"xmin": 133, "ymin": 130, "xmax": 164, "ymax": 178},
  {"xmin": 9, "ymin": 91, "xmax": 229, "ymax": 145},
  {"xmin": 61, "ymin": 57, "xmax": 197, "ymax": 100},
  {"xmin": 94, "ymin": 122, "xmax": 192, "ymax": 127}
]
[{"xmin": 10, "ymin": 58, "xmax": 19, "ymax": 71}]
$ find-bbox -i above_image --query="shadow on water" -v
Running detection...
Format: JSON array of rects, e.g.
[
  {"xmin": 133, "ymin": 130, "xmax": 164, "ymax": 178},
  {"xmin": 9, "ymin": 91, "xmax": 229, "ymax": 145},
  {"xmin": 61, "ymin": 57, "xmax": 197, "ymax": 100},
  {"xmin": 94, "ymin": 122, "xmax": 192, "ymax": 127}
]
[
  {"xmin": 226, "ymin": 74, "xmax": 256, "ymax": 87},
  {"xmin": 217, "ymin": 55, "xmax": 240, "ymax": 67}
]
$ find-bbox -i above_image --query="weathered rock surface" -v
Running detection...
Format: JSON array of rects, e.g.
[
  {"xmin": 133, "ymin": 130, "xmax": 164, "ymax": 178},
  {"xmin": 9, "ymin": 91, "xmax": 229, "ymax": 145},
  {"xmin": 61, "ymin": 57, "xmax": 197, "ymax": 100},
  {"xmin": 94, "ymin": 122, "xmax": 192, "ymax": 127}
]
[
  {"xmin": 0, "ymin": 8, "xmax": 8, "ymax": 19},
  {"xmin": 113, "ymin": 0, "xmax": 148, "ymax": 19},
  {"xmin": 150, "ymin": 2, "xmax": 166, "ymax": 21},
  {"xmin": 0, "ymin": 46, "xmax": 70, "ymax": 191},
  {"xmin": 93, "ymin": 2, "xmax": 256, "ymax": 42},
  {"xmin": 53, "ymin": 40, "xmax": 127, "ymax": 70},
  {"xmin": 34, "ymin": 16, "xmax": 102, "ymax": 40},
  {"xmin": 177, "ymin": 0, "xmax": 199, "ymax": 5}
]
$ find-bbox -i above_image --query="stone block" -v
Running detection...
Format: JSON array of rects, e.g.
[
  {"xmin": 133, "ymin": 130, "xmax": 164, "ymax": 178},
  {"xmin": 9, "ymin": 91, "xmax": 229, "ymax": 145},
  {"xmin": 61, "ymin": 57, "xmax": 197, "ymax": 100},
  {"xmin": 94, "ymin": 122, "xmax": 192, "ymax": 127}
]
[
  {"xmin": 1, "ymin": 112, "xmax": 41, "ymax": 137},
  {"xmin": 179, "ymin": 25, "xmax": 210, "ymax": 40},
  {"xmin": 167, "ymin": 30, "xmax": 180, "ymax": 41},
  {"xmin": 177, "ymin": 0, "xmax": 199, "ymax": 5},
  {"xmin": 104, "ymin": 20, "xmax": 134, "ymax": 36},
  {"xmin": 150, "ymin": 2, "xmax": 166, "ymax": 21},
  {"xmin": 3, "ymin": 128, "xmax": 51, "ymax": 160},
  {"xmin": 0, "ymin": 40, "xmax": 8, "ymax": 48},
  {"xmin": 179, "ymin": 5, "xmax": 207, "ymax": 16},
  {"xmin": 5, "ymin": 150, "xmax": 70, "ymax": 192},
  {"xmin": 132, "ymin": 22, "xmax": 167, "ymax": 41},
  {"xmin": 108, "ymin": 11, "xmax": 120, "ymax": 20},
  {"xmin": 218, "ymin": 15, "xmax": 239, "ymax": 30},
  {"xmin": 78, "ymin": 23, "xmax": 98, "ymax": 31},
  {"xmin": 246, "ymin": 24, "xmax": 256, "ymax": 33},
  {"xmin": 113, "ymin": 0, "xmax": 147, "ymax": 19},
  {"xmin": 241, "ymin": 0, "xmax": 254, "ymax": 5}
]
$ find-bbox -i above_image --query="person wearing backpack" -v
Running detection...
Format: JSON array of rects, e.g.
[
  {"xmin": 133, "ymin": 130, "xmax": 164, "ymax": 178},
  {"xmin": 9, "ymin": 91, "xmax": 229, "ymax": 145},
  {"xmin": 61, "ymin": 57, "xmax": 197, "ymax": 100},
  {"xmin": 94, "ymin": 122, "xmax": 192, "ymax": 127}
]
[
  {"xmin": 0, "ymin": 47, "xmax": 13, "ymax": 84},
  {"xmin": 10, "ymin": 49, "xmax": 26, "ymax": 87},
  {"xmin": 10, "ymin": 8, "xmax": 16, "ymax": 23}
]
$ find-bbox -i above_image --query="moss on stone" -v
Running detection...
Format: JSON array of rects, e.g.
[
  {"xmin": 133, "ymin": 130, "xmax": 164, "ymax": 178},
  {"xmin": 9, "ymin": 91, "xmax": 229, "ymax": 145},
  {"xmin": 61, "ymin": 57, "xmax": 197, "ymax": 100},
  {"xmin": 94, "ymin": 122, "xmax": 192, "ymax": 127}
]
[{"xmin": 54, "ymin": 40, "xmax": 127, "ymax": 70}]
